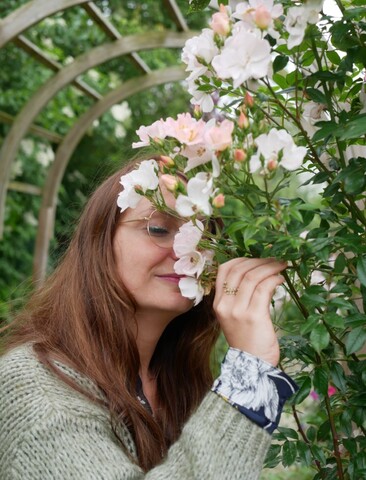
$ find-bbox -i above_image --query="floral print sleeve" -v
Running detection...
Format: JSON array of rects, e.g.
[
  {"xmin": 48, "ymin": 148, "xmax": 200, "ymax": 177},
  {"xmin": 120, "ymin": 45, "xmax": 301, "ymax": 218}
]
[{"xmin": 212, "ymin": 348, "xmax": 298, "ymax": 433}]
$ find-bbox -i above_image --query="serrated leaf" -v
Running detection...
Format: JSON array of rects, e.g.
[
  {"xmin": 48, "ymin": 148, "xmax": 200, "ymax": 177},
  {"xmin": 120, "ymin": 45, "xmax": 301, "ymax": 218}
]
[
  {"xmin": 310, "ymin": 323, "xmax": 330, "ymax": 352},
  {"xmin": 345, "ymin": 327, "xmax": 366, "ymax": 355}
]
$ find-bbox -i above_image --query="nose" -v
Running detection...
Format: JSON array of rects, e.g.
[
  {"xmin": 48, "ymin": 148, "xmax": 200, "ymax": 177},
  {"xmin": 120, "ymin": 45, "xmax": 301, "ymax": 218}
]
[{"xmin": 169, "ymin": 243, "xmax": 179, "ymax": 261}]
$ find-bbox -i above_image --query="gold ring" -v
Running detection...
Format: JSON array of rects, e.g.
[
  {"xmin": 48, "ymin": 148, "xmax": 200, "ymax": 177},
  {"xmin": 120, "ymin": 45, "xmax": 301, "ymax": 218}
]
[{"xmin": 223, "ymin": 282, "xmax": 239, "ymax": 295}]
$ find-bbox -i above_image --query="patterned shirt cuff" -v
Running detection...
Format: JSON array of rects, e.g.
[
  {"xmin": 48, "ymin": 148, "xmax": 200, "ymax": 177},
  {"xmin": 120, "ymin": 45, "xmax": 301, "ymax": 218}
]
[{"xmin": 212, "ymin": 348, "xmax": 298, "ymax": 433}]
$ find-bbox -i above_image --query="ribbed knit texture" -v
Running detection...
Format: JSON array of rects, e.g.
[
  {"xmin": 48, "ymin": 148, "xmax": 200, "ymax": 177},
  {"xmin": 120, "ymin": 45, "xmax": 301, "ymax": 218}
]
[{"xmin": 0, "ymin": 344, "xmax": 272, "ymax": 479}]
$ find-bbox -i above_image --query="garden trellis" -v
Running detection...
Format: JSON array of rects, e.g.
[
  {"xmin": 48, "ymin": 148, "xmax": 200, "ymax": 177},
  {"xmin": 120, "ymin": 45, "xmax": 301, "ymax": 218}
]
[{"xmin": 0, "ymin": 0, "xmax": 196, "ymax": 283}]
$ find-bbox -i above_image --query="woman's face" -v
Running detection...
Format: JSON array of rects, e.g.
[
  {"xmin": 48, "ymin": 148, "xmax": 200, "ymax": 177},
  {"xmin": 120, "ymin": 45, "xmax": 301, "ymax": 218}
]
[{"xmin": 113, "ymin": 181, "xmax": 193, "ymax": 319}]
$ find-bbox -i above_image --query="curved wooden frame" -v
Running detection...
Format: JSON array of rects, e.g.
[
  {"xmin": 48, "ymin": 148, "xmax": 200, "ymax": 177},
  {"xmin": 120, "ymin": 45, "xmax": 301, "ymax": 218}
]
[
  {"xmin": 33, "ymin": 66, "xmax": 186, "ymax": 282},
  {"xmin": 0, "ymin": 0, "xmax": 89, "ymax": 48},
  {"xmin": 0, "ymin": 30, "xmax": 194, "ymax": 238}
]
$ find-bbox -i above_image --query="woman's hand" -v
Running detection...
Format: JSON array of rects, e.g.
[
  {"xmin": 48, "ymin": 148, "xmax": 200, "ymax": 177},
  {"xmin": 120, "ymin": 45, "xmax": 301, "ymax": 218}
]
[{"xmin": 213, "ymin": 257, "xmax": 287, "ymax": 367}]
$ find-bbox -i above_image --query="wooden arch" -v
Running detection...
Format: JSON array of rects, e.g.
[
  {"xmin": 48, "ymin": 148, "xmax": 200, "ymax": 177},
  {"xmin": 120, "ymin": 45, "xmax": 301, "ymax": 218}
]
[
  {"xmin": 34, "ymin": 66, "xmax": 186, "ymax": 283},
  {"xmin": 0, "ymin": 0, "xmax": 198, "ymax": 285}
]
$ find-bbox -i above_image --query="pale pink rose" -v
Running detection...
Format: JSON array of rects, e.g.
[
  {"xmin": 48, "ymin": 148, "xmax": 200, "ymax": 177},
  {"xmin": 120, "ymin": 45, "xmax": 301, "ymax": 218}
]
[
  {"xmin": 181, "ymin": 28, "xmax": 219, "ymax": 73},
  {"xmin": 250, "ymin": 129, "xmax": 307, "ymax": 173},
  {"xmin": 178, "ymin": 276, "xmax": 204, "ymax": 305},
  {"xmin": 165, "ymin": 113, "xmax": 206, "ymax": 145},
  {"xmin": 182, "ymin": 143, "xmax": 213, "ymax": 171},
  {"xmin": 254, "ymin": 4, "xmax": 272, "ymax": 29},
  {"xmin": 175, "ymin": 173, "xmax": 213, "ymax": 217},
  {"xmin": 204, "ymin": 119, "xmax": 234, "ymax": 151},
  {"xmin": 212, "ymin": 30, "xmax": 271, "ymax": 88},
  {"xmin": 233, "ymin": 1, "xmax": 283, "ymax": 36},
  {"xmin": 210, "ymin": 5, "xmax": 231, "ymax": 36},
  {"xmin": 173, "ymin": 220, "xmax": 204, "ymax": 257},
  {"xmin": 132, "ymin": 119, "xmax": 167, "ymax": 148},
  {"xmin": 174, "ymin": 251, "xmax": 206, "ymax": 277},
  {"xmin": 117, "ymin": 160, "xmax": 159, "ymax": 211}
]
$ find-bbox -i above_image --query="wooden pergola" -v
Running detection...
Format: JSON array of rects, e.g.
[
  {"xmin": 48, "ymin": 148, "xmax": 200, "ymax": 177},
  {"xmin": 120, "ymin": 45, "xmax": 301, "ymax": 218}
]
[{"xmin": 0, "ymin": 0, "xmax": 197, "ymax": 284}]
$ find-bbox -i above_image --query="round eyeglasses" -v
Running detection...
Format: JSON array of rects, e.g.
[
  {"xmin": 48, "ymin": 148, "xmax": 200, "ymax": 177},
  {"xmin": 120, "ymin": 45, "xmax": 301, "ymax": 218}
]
[{"xmin": 119, "ymin": 209, "xmax": 185, "ymax": 249}]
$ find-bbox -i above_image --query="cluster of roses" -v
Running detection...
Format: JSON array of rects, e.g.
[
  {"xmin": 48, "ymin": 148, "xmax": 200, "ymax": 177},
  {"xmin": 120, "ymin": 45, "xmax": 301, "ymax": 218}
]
[{"xmin": 116, "ymin": 0, "xmax": 325, "ymax": 303}]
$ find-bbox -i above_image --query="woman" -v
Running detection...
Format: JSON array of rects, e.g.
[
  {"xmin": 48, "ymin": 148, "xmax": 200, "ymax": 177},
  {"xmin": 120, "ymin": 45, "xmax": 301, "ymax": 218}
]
[{"xmin": 0, "ymin": 158, "xmax": 297, "ymax": 479}]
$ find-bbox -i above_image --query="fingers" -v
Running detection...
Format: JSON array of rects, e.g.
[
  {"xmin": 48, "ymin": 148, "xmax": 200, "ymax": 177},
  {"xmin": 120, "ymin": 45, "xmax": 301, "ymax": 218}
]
[
  {"xmin": 214, "ymin": 257, "xmax": 286, "ymax": 309},
  {"xmin": 213, "ymin": 257, "xmax": 287, "ymax": 365}
]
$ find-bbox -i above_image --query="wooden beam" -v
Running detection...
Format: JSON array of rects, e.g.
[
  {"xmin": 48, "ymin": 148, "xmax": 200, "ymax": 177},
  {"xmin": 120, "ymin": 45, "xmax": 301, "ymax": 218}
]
[
  {"xmin": 8, "ymin": 182, "xmax": 42, "ymax": 196},
  {"xmin": 0, "ymin": 110, "xmax": 63, "ymax": 143},
  {"xmin": 0, "ymin": 0, "xmax": 89, "ymax": 48},
  {"xmin": 82, "ymin": 2, "xmax": 151, "ymax": 74},
  {"xmin": 162, "ymin": 0, "xmax": 189, "ymax": 32},
  {"xmin": 13, "ymin": 35, "xmax": 102, "ymax": 101}
]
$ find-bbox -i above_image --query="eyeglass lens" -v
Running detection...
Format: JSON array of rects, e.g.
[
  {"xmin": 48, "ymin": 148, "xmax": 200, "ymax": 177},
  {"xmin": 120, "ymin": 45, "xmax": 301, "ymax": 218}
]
[{"xmin": 147, "ymin": 211, "xmax": 183, "ymax": 248}]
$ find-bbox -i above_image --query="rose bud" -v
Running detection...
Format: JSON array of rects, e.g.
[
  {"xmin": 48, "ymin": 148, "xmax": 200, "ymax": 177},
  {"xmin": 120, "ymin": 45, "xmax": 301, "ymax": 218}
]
[
  {"xmin": 212, "ymin": 193, "xmax": 225, "ymax": 208},
  {"xmin": 234, "ymin": 148, "xmax": 247, "ymax": 162},
  {"xmin": 161, "ymin": 174, "xmax": 178, "ymax": 192}
]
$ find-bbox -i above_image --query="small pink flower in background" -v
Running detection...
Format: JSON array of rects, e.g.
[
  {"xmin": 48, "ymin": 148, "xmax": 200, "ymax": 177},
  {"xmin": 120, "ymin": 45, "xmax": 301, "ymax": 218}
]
[
  {"xmin": 212, "ymin": 29, "xmax": 271, "ymax": 88},
  {"xmin": 310, "ymin": 385, "xmax": 337, "ymax": 401},
  {"xmin": 328, "ymin": 386, "xmax": 337, "ymax": 397},
  {"xmin": 132, "ymin": 119, "xmax": 167, "ymax": 148},
  {"xmin": 210, "ymin": 4, "xmax": 231, "ymax": 36}
]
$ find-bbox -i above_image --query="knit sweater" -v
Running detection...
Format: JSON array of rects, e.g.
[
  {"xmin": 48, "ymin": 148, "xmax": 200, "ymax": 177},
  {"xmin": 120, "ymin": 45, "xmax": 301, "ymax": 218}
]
[{"xmin": 0, "ymin": 345, "xmax": 272, "ymax": 479}]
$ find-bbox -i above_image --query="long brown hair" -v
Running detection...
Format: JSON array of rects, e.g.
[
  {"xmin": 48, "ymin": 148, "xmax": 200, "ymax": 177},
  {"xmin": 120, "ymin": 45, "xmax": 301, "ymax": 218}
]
[{"xmin": 3, "ymin": 159, "xmax": 220, "ymax": 471}]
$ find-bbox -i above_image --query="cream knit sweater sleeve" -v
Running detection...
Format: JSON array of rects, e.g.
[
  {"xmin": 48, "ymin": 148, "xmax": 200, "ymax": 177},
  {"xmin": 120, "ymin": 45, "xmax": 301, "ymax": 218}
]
[{"xmin": 0, "ymin": 345, "xmax": 271, "ymax": 480}]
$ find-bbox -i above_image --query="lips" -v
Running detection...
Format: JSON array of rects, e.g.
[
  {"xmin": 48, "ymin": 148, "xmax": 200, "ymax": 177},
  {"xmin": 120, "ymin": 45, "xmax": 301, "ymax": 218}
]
[{"xmin": 156, "ymin": 273, "xmax": 186, "ymax": 283}]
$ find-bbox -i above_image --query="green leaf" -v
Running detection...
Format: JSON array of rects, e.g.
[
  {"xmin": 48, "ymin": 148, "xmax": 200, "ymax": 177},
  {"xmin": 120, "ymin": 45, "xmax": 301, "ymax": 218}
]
[
  {"xmin": 323, "ymin": 312, "xmax": 345, "ymax": 329},
  {"xmin": 313, "ymin": 367, "xmax": 329, "ymax": 395},
  {"xmin": 345, "ymin": 327, "xmax": 366, "ymax": 355},
  {"xmin": 273, "ymin": 55, "xmax": 289, "ymax": 73},
  {"xmin": 306, "ymin": 88, "xmax": 328, "ymax": 105},
  {"xmin": 337, "ymin": 114, "xmax": 366, "ymax": 141},
  {"xmin": 310, "ymin": 323, "xmax": 330, "ymax": 353},
  {"xmin": 187, "ymin": 0, "xmax": 211, "ymax": 12},
  {"xmin": 282, "ymin": 441, "xmax": 297, "ymax": 467},
  {"xmin": 300, "ymin": 314, "xmax": 321, "ymax": 335},
  {"xmin": 277, "ymin": 427, "xmax": 299, "ymax": 440},
  {"xmin": 291, "ymin": 376, "xmax": 311, "ymax": 405},
  {"xmin": 357, "ymin": 256, "xmax": 366, "ymax": 287}
]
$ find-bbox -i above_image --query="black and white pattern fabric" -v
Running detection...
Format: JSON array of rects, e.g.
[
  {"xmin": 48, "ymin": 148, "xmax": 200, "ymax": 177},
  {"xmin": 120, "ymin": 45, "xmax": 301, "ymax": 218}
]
[{"xmin": 212, "ymin": 348, "xmax": 298, "ymax": 433}]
